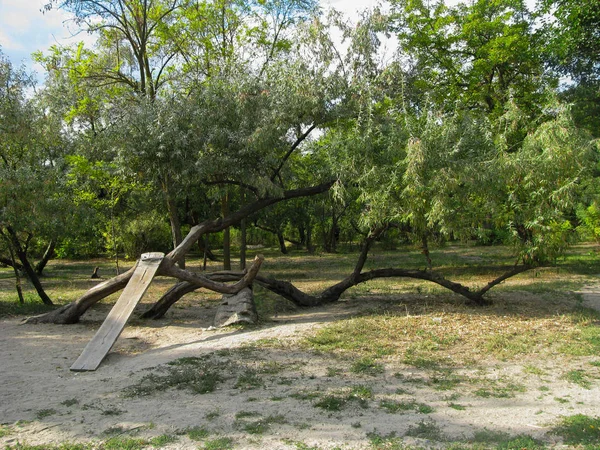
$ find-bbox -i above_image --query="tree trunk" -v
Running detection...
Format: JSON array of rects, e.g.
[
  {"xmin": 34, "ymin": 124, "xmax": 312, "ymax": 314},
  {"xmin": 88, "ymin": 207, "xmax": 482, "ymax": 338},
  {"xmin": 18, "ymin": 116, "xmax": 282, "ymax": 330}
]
[
  {"xmin": 5, "ymin": 227, "xmax": 53, "ymax": 305},
  {"xmin": 35, "ymin": 239, "xmax": 56, "ymax": 276},
  {"xmin": 163, "ymin": 175, "xmax": 184, "ymax": 269},
  {"xmin": 240, "ymin": 217, "xmax": 247, "ymax": 270},
  {"xmin": 8, "ymin": 246, "xmax": 25, "ymax": 304},
  {"xmin": 26, "ymin": 181, "xmax": 335, "ymax": 324},
  {"xmin": 222, "ymin": 191, "xmax": 231, "ymax": 270},
  {"xmin": 277, "ymin": 231, "xmax": 288, "ymax": 254},
  {"xmin": 26, "ymin": 265, "xmax": 137, "ymax": 324}
]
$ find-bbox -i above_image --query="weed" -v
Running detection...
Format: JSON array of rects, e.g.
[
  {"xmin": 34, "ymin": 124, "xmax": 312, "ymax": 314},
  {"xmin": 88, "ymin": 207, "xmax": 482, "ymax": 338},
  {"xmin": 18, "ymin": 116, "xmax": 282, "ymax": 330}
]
[
  {"xmin": 290, "ymin": 391, "xmax": 320, "ymax": 401},
  {"xmin": 60, "ymin": 399, "xmax": 79, "ymax": 407},
  {"xmin": 103, "ymin": 437, "xmax": 148, "ymax": 450},
  {"xmin": 472, "ymin": 429, "xmax": 511, "ymax": 443},
  {"xmin": 282, "ymin": 440, "xmax": 320, "ymax": 450},
  {"xmin": 149, "ymin": 434, "xmax": 178, "ymax": 447},
  {"xmin": 187, "ymin": 426, "xmax": 210, "ymax": 441},
  {"xmin": 429, "ymin": 370, "xmax": 464, "ymax": 390},
  {"xmin": 0, "ymin": 425, "xmax": 12, "ymax": 438},
  {"xmin": 101, "ymin": 408, "xmax": 125, "ymax": 416},
  {"xmin": 496, "ymin": 435, "xmax": 545, "ymax": 449},
  {"xmin": 35, "ymin": 408, "xmax": 57, "ymax": 419},
  {"xmin": 124, "ymin": 358, "xmax": 223, "ymax": 397},
  {"xmin": 367, "ymin": 430, "xmax": 403, "ymax": 449},
  {"xmin": 326, "ymin": 367, "xmax": 342, "ymax": 377},
  {"xmin": 350, "ymin": 357, "xmax": 384, "ymax": 376},
  {"xmin": 257, "ymin": 361, "xmax": 286, "ymax": 374},
  {"xmin": 551, "ymin": 414, "xmax": 600, "ymax": 445},
  {"xmin": 379, "ymin": 399, "xmax": 433, "ymax": 414},
  {"xmin": 562, "ymin": 369, "xmax": 592, "ymax": 389},
  {"xmin": 554, "ymin": 397, "xmax": 570, "ymax": 404},
  {"xmin": 448, "ymin": 403, "xmax": 466, "ymax": 410},
  {"xmin": 590, "ymin": 360, "xmax": 600, "ymax": 367},
  {"xmin": 523, "ymin": 365, "xmax": 546, "ymax": 376},
  {"xmin": 235, "ymin": 410, "xmax": 261, "ymax": 419},
  {"xmin": 234, "ymin": 370, "xmax": 264, "ymax": 390},
  {"xmin": 205, "ymin": 410, "xmax": 220, "ymax": 420},
  {"xmin": 539, "ymin": 386, "xmax": 550, "ymax": 392},
  {"xmin": 405, "ymin": 420, "xmax": 444, "ymax": 441},
  {"xmin": 202, "ymin": 436, "xmax": 234, "ymax": 450},
  {"xmin": 314, "ymin": 395, "xmax": 345, "ymax": 411},
  {"xmin": 235, "ymin": 414, "xmax": 287, "ymax": 435},
  {"xmin": 474, "ymin": 382, "xmax": 526, "ymax": 398}
]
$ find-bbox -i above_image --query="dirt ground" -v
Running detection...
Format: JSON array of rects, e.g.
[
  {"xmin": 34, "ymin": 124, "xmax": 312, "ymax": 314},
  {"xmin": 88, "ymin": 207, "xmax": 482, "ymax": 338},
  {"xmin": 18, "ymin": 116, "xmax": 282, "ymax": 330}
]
[{"xmin": 1, "ymin": 286, "xmax": 600, "ymax": 449}]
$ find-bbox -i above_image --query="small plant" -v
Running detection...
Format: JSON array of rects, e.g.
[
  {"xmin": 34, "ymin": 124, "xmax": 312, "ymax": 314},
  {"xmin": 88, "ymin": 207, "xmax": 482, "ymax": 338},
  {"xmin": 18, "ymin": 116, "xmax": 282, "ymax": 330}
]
[
  {"xmin": 314, "ymin": 395, "xmax": 345, "ymax": 411},
  {"xmin": 380, "ymin": 399, "xmax": 416, "ymax": 413},
  {"xmin": 187, "ymin": 426, "xmax": 210, "ymax": 441},
  {"xmin": 562, "ymin": 369, "xmax": 592, "ymax": 389},
  {"xmin": 0, "ymin": 425, "xmax": 12, "ymax": 437},
  {"xmin": 60, "ymin": 398, "xmax": 79, "ymax": 407},
  {"xmin": 523, "ymin": 364, "xmax": 546, "ymax": 376},
  {"xmin": 234, "ymin": 370, "xmax": 264, "ymax": 390},
  {"xmin": 35, "ymin": 408, "xmax": 57, "ymax": 419},
  {"xmin": 326, "ymin": 367, "xmax": 342, "ymax": 377},
  {"xmin": 101, "ymin": 408, "xmax": 125, "ymax": 416},
  {"xmin": 104, "ymin": 437, "xmax": 148, "ymax": 450},
  {"xmin": 235, "ymin": 410, "xmax": 261, "ymax": 419},
  {"xmin": 350, "ymin": 357, "xmax": 384, "ymax": 376},
  {"xmin": 202, "ymin": 436, "xmax": 234, "ymax": 450},
  {"xmin": 404, "ymin": 419, "xmax": 444, "ymax": 440},
  {"xmin": 124, "ymin": 358, "xmax": 223, "ymax": 397},
  {"xmin": 205, "ymin": 410, "xmax": 221, "ymax": 420},
  {"xmin": 448, "ymin": 402, "xmax": 466, "ymax": 410},
  {"xmin": 551, "ymin": 414, "xmax": 600, "ymax": 446},
  {"xmin": 149, "ymin": 434, "xmax": 178, "ymax": 447}
]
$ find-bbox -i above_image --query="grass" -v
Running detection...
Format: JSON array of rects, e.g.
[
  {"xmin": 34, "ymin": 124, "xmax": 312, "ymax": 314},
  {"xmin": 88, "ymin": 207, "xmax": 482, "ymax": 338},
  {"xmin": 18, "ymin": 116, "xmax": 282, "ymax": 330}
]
[
  {"xmin": 186, "ymin": 426, "xmax": 210, "ymax": 441},
  {"xmin": 123, "ymin": 356, "xmax": 223, "ymax": 397},
  {"xmin": 562, "ymin": 369, "xmax": 593, "ymax": 389},
  {"xmin": 3, "ymin": 244, "xmax": 600, "ymax": 449},
  {"xmin": 551, "ymin": 414, "xmax": 600, "ymax": 445},
  {"xmin": 202, "ymin": 437, "xmax": 234, "ymax": 450}
]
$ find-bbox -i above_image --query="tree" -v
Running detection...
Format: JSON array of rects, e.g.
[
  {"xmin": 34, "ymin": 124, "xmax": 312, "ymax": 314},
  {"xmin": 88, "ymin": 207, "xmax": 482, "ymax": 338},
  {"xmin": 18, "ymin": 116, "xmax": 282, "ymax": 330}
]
[{"xmin": 0, "ymin": 51, "xmax": 70, "ymax": 305}]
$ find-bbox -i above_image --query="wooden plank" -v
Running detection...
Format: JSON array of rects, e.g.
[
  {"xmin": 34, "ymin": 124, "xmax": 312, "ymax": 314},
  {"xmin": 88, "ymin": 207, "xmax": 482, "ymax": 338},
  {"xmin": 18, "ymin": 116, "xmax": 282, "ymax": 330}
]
[{"xmin": 70, "ymin": 252, "xmax": 164, "ymax": 372}]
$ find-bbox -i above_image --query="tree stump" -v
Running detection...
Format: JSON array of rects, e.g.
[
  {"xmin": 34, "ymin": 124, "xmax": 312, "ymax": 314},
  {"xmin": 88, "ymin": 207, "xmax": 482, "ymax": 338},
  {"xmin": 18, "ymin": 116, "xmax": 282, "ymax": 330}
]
[{"xmin": 213, "ymin": 287, "xmax": 257, "ymax": 327}]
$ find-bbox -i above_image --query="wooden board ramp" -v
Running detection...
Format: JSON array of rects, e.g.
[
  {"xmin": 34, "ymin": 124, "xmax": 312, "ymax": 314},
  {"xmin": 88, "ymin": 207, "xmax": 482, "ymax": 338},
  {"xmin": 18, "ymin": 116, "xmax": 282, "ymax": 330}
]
[{"xmin": 70, "ymin": 252, "xmax": 164, "ymax": 372}]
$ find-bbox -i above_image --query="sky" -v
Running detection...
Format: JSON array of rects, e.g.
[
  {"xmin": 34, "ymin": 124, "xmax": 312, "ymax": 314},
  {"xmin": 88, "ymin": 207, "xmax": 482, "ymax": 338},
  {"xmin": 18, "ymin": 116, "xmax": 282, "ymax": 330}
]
[
  {"xmin": 0, "ymin": 0, "xmax": 533, "ymax": 79},
  {"xmin": 1, "ymin": 0, "xmax": 378, "ymax": 75}
]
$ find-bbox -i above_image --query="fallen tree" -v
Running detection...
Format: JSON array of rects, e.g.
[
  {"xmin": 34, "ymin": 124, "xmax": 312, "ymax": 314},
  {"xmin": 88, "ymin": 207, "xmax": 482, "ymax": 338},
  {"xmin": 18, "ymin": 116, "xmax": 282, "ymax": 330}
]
[
  {"xmin": 25, "ymin": 181, "xmax": 335, "ymax": 324},
  {"xmin": 139, "ymin": 227, "xmax": 535, "ymax": 320}
]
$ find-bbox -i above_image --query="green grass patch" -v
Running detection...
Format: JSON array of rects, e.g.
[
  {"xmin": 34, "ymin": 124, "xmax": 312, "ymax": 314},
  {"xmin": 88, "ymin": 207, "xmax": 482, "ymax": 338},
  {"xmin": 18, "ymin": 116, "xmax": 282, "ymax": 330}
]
[
  {"xmin": 103, "ymin": 437, "xmax": 148, "ymax": 450},
  {"xmin": 404, "ymin": 419, "xmax": 444, "ymax": 440},
  {"xmin": 562, "ymin": 369, "xmax": 592, "ymax": 389},
  {"xmin": 35, "ymin": 408, "xmax": 57, "ymax": 419},
  {"xmin": 123, "ymin": 356, "xmax": 223, "ymax": 397},
  {"xmin": 202, "ymin": 437, "xmax": 234, "ymax": 450},
  {"xmin": 350, "ymin": 357, "xmax": 384, "ymax": 375},
  {"xmin": 234, "ymin": 369, "xmax": 264, "ymax": 390},
  {"xmin": 186, "ymin": 426, "xmax": 210, "ymax": 441},
  {"xmin": 551, "ymin": 414, "xmax": 600, "ymax": 446}
]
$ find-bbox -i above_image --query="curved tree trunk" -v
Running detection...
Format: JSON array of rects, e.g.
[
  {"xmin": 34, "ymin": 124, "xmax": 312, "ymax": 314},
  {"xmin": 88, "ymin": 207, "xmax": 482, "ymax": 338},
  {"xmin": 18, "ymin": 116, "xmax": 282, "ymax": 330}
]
[
  {"xmin": 25, "ymin": 265, "xmax": 137, "ymax": 324},
  {"xmin": 5, "ymin": 227, "xmax": 53, "ymax": 305},
  {"xmin": 35, "ymin": 239, "xmax": 56, "ymax": 276},
  {"xmin": 25, "ymin": 181, "xmax": 335, "ymax": 325}
]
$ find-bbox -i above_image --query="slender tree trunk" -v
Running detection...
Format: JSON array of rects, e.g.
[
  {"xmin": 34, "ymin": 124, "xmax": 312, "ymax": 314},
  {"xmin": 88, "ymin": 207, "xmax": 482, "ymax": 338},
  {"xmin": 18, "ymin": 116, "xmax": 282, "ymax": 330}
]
[
  {"xmin": 222, "ymin": 191, "xmax": 231, "ymax": 270},
  {"xmin": 8, "ymin": 245, "xmax": 25, "ymax": 304},
  {"xmin": 163, "ymin": 175, "xmax": 184, "ymax": 269},
  {"xmin": 277, "ymin": 232, "xmax": 288, "ymax": 254},
  {"xmin": 5, "ymin": 227, "xmax": 53, "ymax": 305},
  {"xmin": 35, "ymin": 239, "xmax": 56, "ymax": 276},
  {"xmin": 240, "ymin": 217, "xmax": 247, "ymax": 270},
  {"xmin": 422, "ymin": 234, "xmax": 433, "ymax": 270}
]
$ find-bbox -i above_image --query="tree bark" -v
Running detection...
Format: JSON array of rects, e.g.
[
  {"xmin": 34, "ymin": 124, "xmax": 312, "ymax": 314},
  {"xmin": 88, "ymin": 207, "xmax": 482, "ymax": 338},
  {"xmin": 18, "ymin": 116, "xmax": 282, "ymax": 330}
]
[
  {"xmin": 163, "ymin": 175, "xmax": 184, "ymax": 269},
  {"xmin": 25, "ymin": 265, "xmax": 137, "ymax": 324},
  {"xmin": 5, "ymin": 227, "xmax": 53, "ymax": 305},
  {"xmin": 222, "ymin": 191, "xmax": 231, "ymax": 270},
  {"xmin": 35, "ymin": 239, "xmax": 56, "ymax": 276}
]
